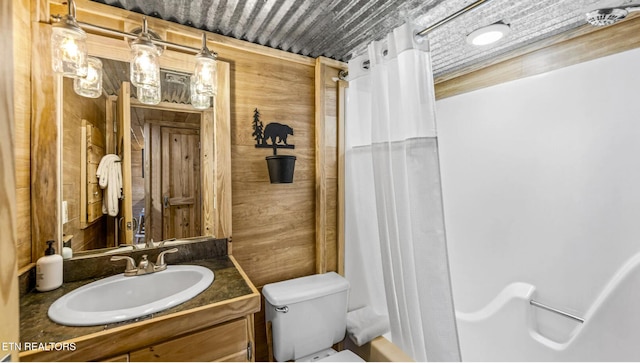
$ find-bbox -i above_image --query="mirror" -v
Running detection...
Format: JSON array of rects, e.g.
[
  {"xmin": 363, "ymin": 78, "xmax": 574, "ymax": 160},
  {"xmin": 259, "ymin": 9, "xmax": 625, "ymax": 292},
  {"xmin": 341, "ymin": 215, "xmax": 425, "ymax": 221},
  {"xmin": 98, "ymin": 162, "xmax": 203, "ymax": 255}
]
[{"xmin": 61, "ymin": 56, "xmax": 212, "ymax": 255}]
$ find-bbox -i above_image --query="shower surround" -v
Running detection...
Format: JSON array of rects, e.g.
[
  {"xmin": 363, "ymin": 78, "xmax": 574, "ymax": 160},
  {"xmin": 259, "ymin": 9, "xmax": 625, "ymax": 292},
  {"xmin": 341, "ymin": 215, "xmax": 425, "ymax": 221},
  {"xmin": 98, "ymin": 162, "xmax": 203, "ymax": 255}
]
[{"xmin": 436, "ymin": 47, "xmax": 640, "ymax": 361}]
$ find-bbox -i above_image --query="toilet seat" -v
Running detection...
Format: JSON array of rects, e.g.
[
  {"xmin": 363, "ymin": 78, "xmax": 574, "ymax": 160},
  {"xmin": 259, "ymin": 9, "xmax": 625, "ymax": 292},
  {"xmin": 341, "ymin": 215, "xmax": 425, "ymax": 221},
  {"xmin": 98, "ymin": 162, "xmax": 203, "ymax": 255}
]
[{"xmin": 296, "ymin": 348, "xmax": 364, "ymax": 362}]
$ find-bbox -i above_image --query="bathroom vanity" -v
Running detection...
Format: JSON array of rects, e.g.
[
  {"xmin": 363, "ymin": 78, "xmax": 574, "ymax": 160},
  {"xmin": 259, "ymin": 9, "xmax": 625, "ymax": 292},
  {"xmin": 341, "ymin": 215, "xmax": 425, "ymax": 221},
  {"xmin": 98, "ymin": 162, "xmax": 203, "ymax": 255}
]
[{"xmin": 18, "ymin": 239, "xmax": 260, "ymax": 362}]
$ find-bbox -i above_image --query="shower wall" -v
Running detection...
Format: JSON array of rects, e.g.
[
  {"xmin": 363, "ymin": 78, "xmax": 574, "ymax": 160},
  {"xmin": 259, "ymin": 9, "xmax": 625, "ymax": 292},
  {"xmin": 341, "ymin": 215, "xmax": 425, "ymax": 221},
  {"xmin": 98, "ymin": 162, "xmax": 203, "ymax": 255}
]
[{"xmin": 435, "ymin": 47, "xmax": 640, "ymax": 361}]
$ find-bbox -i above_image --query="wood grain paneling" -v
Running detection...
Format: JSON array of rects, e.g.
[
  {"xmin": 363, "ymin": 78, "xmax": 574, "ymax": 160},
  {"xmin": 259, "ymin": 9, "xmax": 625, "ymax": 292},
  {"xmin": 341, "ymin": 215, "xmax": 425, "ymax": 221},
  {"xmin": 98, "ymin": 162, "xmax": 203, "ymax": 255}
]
[
  {"xmin": 346, "ymin": 336, "xmax": 414, "ymax": 362},
  {"xmin": 117, "ymin": 82, "xmax": 134, "ymax": 245},
  {"xmin": 315, "ymin": 58, "xmax": 327, "ymax": 274},
  {"xmin": 314, "ymin": 58, "xmax": 345, "ymax": 275},
  {"xmin": 213, "ymin": 62, "xmax": 232, "ymax": 240},
  {"xmin": 1, "ymin": 0, "xmax": 20, "ymax": 359},
  {"xmin": 31, "ymin": 22, "xmax": 59, "ymax": 261},
  {"xmin": 16, "ymin": 188, "xmax": 32, "ymax": 268},
  {"xmin": 61, "ymin": 77, "xmax": 108, "ymax": 251},
  {"xmin": 337, "ymin": 80, "xmax": 347, "ymax": 275},
  {"xmin": 14, "ymin": 0, "xmax": 31, "ymax": 271},
  {"xmin": 129, "ymin": 318, "xmax": 248, "ymax": 362},
  {"xmin": 230, "ymin": 42, "xmax": 316, "ymax": 304}
]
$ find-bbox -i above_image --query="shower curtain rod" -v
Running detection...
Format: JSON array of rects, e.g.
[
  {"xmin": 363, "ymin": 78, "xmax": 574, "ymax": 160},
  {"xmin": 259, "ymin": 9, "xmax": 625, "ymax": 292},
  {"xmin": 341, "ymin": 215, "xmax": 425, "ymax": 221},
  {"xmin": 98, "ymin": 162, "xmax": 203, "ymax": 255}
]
[
  {"xmin": 341, "ymin": 0, "xmax": 493, "ymax": 78},
  {"xmin": 415, "ymin": 0, "xmax": 492, "ymax": 37}
]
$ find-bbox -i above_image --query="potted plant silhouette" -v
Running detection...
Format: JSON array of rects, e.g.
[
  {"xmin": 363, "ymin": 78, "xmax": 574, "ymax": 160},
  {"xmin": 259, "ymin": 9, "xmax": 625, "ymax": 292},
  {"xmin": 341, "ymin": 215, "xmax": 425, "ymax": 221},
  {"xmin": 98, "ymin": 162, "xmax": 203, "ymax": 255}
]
[{"xmin": 252, "ymin": 108, "xmax": 296, "ymax": 183}]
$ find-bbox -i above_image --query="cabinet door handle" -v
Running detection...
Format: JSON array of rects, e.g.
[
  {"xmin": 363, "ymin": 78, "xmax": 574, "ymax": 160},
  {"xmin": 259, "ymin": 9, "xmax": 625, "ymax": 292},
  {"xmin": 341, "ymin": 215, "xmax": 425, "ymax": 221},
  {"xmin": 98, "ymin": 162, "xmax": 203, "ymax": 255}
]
[{"xmin": 163, "ymin": 195, "xmax": 169, "ymax": 208}]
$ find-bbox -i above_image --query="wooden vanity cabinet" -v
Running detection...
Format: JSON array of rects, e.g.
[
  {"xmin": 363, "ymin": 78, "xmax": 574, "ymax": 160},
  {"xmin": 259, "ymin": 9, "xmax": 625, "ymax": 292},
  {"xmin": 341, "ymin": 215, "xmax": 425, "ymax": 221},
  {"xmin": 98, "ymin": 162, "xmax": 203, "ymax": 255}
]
[
  {"xmin": 129, "ymin": 316, "xmax": 253, "ymax": 362},
  {"xmin": 19, "ymin": 257, "xmax": 260, "ymax": 362}
]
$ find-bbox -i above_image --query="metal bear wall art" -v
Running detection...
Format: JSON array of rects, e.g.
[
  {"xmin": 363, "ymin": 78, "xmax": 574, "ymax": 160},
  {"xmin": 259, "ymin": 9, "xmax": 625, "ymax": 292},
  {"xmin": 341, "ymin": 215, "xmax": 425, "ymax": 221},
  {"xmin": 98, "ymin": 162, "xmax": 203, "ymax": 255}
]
[{"xmin": 252, "ymin": 108, "xmax": 295, "ymax": 154}]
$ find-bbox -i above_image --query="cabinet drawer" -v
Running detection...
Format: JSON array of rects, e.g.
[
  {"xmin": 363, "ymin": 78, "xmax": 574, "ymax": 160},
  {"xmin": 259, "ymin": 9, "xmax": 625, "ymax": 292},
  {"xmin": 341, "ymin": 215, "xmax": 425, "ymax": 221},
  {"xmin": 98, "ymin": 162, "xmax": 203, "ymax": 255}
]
[{"xmin": 130, "ymin": 318, "xmax": 248, "ymax": 362}]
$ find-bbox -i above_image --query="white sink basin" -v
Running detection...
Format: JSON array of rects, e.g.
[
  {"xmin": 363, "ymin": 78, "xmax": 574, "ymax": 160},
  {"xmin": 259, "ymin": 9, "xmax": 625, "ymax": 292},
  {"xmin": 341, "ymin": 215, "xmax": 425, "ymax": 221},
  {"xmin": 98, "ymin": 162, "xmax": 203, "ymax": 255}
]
[{"xmin": 48, "ymin": 265, "xmax": 214, "ymax": 326}]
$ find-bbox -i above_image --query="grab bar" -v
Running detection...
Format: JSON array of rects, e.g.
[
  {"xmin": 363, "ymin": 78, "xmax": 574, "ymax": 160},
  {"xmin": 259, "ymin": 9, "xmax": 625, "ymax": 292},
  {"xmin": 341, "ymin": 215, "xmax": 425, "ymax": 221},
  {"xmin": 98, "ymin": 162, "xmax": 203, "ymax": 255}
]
[{"xmin": 530, "ymin": 300, "xmax": 584, "ymax": 323}]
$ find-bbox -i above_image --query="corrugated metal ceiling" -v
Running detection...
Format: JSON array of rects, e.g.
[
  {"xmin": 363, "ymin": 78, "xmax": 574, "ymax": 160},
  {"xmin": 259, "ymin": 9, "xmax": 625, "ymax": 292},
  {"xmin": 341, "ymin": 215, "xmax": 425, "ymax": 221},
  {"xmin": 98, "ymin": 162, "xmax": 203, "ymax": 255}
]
[{"xmin": 91, "ymin": 0, "xmax": 626, "ymax": 77}]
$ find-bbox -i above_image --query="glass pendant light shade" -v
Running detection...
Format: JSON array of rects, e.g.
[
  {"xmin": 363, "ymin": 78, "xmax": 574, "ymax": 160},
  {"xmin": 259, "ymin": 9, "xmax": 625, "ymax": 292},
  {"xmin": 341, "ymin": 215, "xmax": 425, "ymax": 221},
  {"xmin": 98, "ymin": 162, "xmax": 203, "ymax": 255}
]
[
  {"xmin": 129, "ymin": 18, "xmax": 161, "ymax": 90},
  {"xmin": 193, "ymin": 34, "xmax": 218, "ymax": 96},
  {"xmin": 130, "ymin": 41, "xmax": 161, "ymax": 89},
  {"xmin": 73, "ymin": 57, "xmax": 103, "ymax": 98},
  {"xmin": 137, "ymin": 85, "xmax": 161, "ymax": 105},
  {"xmin": 190, "ymin": 76, "xmax": 210, "ymax": 109},
  {"xmin": 51, "ymin": 1, "xmax": 87, "ymax": 78}
]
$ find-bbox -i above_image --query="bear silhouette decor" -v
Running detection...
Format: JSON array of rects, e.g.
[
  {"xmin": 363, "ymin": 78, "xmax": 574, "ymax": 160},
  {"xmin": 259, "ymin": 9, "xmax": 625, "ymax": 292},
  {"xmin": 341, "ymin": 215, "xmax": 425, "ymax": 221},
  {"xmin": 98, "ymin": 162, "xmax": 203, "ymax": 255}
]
[
  {"xmin": 252, "ymin": 108, "xmax": 296, "ymax": 183},
  {"xmin": 252, "ymin": 108, "xmax": 295, "ymax": 155}
]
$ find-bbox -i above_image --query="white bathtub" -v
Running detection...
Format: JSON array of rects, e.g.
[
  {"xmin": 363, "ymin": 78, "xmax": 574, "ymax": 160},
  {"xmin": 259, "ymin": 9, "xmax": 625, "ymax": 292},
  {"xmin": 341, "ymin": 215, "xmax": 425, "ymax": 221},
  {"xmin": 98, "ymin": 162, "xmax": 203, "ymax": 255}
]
[{"xmin": 456, "ymin": 252, "xmax": 640, "ymax": 361}]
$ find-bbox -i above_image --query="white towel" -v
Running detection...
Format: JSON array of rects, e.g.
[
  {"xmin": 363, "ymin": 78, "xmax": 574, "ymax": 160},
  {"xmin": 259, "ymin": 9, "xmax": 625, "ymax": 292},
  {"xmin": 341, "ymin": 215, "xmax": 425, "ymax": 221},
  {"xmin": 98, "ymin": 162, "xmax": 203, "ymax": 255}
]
[
  {"xmin": 346, "ymin": 306, "xmax": 390, "ymax": 346},
  {"xmin": 96, "ymin": 154, "xmax": 123, "ymax": 217}
]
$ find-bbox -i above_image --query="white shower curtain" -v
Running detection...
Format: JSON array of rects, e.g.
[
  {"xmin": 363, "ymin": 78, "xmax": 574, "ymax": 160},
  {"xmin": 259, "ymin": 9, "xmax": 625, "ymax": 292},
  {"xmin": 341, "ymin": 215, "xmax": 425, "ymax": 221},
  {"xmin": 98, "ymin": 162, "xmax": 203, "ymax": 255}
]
[{"xmin": 344, "ymin": 23, "xmax": 461, "ymax": 362}]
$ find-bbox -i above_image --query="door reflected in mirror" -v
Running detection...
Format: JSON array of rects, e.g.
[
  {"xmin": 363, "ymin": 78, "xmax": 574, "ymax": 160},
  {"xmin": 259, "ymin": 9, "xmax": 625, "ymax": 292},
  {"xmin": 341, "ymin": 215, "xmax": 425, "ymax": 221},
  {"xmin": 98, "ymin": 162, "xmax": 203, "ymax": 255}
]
[{"xmin": 62, "ymin": 57, "xmax": 207, "ymax": 254}]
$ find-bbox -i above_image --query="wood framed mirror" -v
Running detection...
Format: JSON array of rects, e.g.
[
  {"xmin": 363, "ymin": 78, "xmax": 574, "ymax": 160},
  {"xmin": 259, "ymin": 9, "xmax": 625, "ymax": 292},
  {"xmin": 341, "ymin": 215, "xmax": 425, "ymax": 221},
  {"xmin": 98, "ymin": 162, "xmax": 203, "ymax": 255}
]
[{"xmin": 31, "ymin": 19, "xmax": 231, "ymax": 258}]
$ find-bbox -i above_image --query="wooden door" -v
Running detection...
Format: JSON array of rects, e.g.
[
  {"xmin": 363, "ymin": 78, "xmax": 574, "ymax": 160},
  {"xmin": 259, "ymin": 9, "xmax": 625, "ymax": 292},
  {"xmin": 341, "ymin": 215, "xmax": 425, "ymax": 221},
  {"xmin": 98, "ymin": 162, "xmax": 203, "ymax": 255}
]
[
  {"xmin": 160, "ymin": 127, "xmax": 201, "ymax": 239},
  {"xmin": 117, "ymin": 82, "xmax": 134, "ymax": 244}
]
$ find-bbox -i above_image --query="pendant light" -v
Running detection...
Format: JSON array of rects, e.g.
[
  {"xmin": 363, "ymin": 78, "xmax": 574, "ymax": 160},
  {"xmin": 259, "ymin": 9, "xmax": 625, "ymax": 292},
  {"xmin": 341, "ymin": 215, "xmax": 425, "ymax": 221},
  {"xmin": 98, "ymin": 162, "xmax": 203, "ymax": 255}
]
[
  {"xmin": 137, "ymin": 85, "xmax": 161, "ymax": 105},
  {"xmin": 193, "ymin": 34, "xmax": 218, "ymax": 96},
  {"xmin": 50, "ymin": 5, "xmax": 221, "ymax": 109},
  {"xmin": 130, "ymin": 17, "xmax": 161, "ymax": 90},
  {"xmin": 73, "ymin": 56, "xmax": 103, "ymax": 98},
  {"xmin": 190, "ymin": 76, "xmax": 210, "ymax": 110},
  {"xmin": 51, "ymin": 0, "xmax": 88, "ymax": 78}
]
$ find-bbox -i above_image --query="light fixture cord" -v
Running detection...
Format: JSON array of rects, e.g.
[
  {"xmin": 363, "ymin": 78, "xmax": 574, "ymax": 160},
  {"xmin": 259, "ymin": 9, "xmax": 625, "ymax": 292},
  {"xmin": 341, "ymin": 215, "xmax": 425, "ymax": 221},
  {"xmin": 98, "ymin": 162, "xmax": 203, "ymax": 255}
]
[{"xmin": 202, "ymin": 33, "xmax": 207, "ymax": 50}]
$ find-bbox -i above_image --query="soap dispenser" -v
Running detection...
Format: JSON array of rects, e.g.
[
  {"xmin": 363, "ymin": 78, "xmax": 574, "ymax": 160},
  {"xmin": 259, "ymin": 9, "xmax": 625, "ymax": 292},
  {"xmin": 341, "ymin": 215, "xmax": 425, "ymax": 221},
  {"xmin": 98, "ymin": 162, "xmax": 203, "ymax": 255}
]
[
  {"xmin": 62, "ymin": 237, "xmax": 73, "ymax": 260},
  {"xmin": 36, "ymin": 240, "xmax": 63, "ymax": 292}
]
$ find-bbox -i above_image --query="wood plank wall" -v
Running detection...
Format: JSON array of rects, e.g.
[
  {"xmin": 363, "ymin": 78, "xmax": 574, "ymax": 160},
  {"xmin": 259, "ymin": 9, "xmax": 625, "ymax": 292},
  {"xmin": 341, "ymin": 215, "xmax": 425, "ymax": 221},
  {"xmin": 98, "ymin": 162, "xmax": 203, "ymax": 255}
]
[
  {"xmin": 315, "ymin": 57, "xmax": 347, "ymax": 275},
  {"xmin": 1, "ymin": 0, "xmax": 20, "ymax": 359},
  {"xmin": 62, "ymin": 77, "xmax": 108, "ymax": 252},
  {"xmin": 229, "ymin": 45, "xmax": 316, "ymax": 363},
  {"xmin": 30, "ymin": 22, "xmax": 59, "ymax": 264},
  {"xmin": 230, "ymin": 53, "xmax": 315, "ymax": 288},
  {"xmin": 14, "ymin": 0, "xmax": 32, "ymax": 270}
]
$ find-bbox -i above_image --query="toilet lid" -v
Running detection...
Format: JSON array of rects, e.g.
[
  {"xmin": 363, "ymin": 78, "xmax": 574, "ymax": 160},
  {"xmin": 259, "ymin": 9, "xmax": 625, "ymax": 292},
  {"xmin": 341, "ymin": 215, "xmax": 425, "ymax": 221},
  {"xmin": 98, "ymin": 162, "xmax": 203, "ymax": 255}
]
[{"xmin": 318, "ymin": 350, "xmax": 364, "ymax": 362}]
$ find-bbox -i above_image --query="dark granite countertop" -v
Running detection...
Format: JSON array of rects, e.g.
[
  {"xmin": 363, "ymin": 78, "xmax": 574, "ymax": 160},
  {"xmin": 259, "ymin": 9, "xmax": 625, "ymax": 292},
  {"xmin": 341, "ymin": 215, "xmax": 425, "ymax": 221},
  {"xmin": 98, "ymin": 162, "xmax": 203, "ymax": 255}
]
[{"xmin": 19, "ymin": 256, "xmax": 254, "ymax": 348}]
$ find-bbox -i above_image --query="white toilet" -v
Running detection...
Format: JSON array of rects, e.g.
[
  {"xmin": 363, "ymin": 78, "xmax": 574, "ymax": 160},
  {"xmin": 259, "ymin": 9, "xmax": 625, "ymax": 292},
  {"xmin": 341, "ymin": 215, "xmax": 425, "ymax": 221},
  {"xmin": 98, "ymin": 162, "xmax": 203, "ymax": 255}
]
[{"xmin": 262, "ymin": 272, "xmax": 365, "ymax": 362}]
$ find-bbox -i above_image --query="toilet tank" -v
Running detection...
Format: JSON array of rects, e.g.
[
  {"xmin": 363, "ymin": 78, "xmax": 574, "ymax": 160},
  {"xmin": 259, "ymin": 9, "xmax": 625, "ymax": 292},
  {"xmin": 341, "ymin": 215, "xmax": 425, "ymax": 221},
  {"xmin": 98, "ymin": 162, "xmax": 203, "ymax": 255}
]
[{"xmin": 263, "ymin": 272, "xmax": 350, "ymax": 362}]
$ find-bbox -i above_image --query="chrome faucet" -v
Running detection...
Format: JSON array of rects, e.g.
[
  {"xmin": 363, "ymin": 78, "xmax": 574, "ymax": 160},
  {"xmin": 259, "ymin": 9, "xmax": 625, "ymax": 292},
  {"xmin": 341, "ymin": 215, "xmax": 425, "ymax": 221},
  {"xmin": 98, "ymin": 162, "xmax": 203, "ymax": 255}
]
[
  {"xmin": 143, "ymin": 237, "xmax": 177, "ymax": 249},
  {"xmin": 110, "ymin": 248, "xmax": 179, "ymax": 276}
]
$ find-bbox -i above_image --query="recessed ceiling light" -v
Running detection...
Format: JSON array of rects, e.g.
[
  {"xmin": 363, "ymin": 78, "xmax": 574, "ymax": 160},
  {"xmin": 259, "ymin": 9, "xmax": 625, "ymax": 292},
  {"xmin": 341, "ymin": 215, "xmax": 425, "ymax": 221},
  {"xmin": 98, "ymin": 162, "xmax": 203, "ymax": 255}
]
[{"xmin": 466, "ymin": 23, "xmax": 510, "ymax": 46}]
